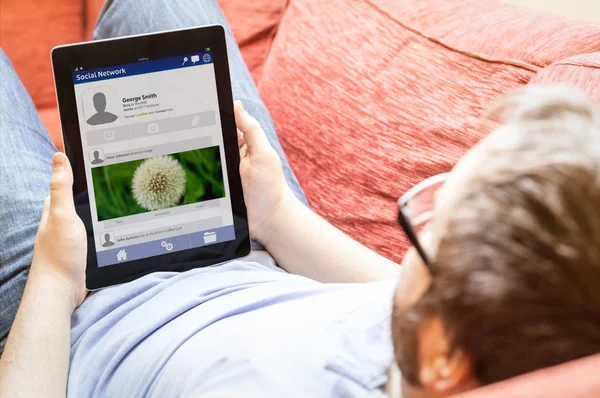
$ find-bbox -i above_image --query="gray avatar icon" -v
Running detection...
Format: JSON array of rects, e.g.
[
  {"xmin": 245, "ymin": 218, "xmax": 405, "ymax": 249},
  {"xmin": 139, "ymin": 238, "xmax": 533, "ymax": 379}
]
[
  {"xmin": 91, "ymin": 150, "xmax": 104, "ymax": 165},
  {"xmin": 102, "ymin": 233, "xmax": 115, "ymax": 247},
  {"xmin": 87, "ymin": 92, "xmax": 118, "ymax": 125}
]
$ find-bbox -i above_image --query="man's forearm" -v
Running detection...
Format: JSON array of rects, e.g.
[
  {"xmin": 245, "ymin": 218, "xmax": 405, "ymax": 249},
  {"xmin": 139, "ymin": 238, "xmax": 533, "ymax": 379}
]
[
  {"xmin": 262, "ymin": 197, "xmax": 401, "ymax": 283},
  {"xmin": 0, "ymin": 269, "xmax": 74, "ymax": 398}
]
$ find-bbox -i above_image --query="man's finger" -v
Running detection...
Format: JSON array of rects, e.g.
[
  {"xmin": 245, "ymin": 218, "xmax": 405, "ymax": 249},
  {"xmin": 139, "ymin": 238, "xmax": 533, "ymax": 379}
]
[
  {"xmin": 49, "ymin": 152, "xmax": 75, "ymax": 211},
  {"xmin": 234, "ymin": 101, "xmax": 270, "ymax": 150},
  {"xmin": 239, "ymin": 144, "xmax": 248, "ymax": 159},
  {"xmin": 237, "ymin": 128, "xmax": 245, "ymax": 148}
]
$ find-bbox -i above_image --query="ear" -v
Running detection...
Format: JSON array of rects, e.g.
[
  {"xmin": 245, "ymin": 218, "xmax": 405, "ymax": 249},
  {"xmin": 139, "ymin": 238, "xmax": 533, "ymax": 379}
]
[{"xmin": 418, "ymin": 317, "xmax": 476, "ymax": 393}]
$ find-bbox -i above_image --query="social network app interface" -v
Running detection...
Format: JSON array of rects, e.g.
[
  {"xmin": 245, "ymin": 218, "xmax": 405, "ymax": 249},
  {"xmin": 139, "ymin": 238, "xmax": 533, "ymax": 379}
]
[{"xmin": 72, "ymin": 52, "xmax": 236, "ymax": 267}]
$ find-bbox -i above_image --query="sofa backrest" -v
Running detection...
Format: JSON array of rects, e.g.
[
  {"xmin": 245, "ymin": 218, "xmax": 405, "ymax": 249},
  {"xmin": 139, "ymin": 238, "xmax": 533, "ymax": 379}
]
[{"xmin": 257, "ymin": 0, "xmax": 600, "ymax": 263}]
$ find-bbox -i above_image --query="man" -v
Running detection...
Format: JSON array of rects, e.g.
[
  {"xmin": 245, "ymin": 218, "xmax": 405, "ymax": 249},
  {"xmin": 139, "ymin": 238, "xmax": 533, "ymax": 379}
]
[
  {"xmin": 0, "ymin": 1, "xmax": 599, "ymax": 398},
  {"xmin": 389, "ymin": 87, "xmax": 600, "ymax": 397}
]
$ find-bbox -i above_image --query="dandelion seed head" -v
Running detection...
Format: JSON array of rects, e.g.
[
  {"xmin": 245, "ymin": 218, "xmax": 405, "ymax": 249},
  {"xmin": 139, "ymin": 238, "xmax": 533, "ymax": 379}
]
[{"xmin": 132, "ymin": 156, "xmax": 186, "ymax": 211}]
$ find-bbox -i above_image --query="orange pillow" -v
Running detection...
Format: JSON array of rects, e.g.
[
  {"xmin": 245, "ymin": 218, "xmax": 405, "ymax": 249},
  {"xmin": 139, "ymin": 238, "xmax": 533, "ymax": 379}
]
[{"xmin": 258, "ymin": 0, "xmax": 600, "ymax": 262}]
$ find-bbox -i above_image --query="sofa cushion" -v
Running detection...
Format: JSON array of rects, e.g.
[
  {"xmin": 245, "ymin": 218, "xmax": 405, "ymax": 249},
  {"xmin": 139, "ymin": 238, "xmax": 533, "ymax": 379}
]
[
  {"xmin": 258, "ymin": 0, "xmax": 600, "ymax": 262},
  {"xmin": 529, "ymin": 52, "xmax": 600, "ymax": 102}
]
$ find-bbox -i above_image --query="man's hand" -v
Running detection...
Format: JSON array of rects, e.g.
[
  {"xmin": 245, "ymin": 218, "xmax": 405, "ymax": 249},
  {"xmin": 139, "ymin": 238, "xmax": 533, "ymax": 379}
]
[
  {"xmin": 234, "ymin": 101, "xmax": 399, "ymax": 282},
  {"xmin": 235, "ymin": 101, "xmax": 296, "ymax": 244},
  {"xmin": 0, "ymin": 153, "xmax": 87, "ymax": 398},
  {"xmin": 31, "ymin": 152, "xmax": 87, "ymax": 311}
]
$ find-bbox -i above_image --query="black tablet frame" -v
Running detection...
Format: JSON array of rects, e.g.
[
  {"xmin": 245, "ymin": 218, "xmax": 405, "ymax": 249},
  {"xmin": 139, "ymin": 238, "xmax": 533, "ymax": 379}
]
[{"xmin": 52, "ymin": 25, "xmax": 250, "ymax": 290}]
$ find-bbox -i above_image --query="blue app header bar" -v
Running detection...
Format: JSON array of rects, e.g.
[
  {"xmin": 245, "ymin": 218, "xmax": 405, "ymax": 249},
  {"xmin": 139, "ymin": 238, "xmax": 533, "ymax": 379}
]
[{"xmin": 73, "ymin": 51, "xmax": 213, "ymax": 84}]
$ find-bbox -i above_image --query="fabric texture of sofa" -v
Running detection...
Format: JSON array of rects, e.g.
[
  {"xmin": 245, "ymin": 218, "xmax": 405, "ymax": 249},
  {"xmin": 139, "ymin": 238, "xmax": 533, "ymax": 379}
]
[
  {"xmin": 1, "ymin": 0, "xmax": 599, "ymax": 396},
  {"xmin": 258, "ymin": 0, "xmax": 600, "ymax": 263}
]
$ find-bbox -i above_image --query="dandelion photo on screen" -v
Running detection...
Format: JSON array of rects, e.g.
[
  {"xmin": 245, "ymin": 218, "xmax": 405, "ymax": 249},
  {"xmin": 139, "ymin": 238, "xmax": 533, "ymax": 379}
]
[{"xmin": 91, "ymin": 146, "xmax": 226, "ymax": 221}]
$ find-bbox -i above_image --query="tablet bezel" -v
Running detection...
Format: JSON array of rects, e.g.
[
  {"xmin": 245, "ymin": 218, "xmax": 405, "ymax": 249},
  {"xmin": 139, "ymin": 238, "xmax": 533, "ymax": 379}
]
[{"xmin": 52, "ymin": 25, "xmax": 250, "ymax": 290}]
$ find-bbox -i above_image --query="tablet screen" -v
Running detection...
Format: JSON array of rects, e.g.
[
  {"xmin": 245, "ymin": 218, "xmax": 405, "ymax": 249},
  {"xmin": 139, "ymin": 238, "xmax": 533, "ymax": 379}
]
[{"xmin": 71, "ymin": 51, "xmax": 237, "ymax": 267}]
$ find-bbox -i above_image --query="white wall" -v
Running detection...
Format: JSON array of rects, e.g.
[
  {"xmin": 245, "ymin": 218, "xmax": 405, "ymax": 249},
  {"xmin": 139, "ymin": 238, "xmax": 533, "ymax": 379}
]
[{"xmin": 503, "ymin": 0, "xmax": 600, "ymax": 22}]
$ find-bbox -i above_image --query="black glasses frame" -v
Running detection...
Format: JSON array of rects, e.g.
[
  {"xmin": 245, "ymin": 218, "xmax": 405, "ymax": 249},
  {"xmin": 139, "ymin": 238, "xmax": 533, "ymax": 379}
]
[
  {"xmin": 397, "ymin": 209, "xmax": 431, "ymax": 267},
  {"xmin": 396, "ymin": 173, "xmax": 448, "ymax": 270}
]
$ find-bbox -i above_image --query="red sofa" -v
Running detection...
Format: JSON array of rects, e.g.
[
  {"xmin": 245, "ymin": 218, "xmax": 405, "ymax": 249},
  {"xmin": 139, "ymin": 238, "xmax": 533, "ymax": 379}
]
[{"xmin": 1, "ymin": 0, "xmax": 599, "ymax": 396}]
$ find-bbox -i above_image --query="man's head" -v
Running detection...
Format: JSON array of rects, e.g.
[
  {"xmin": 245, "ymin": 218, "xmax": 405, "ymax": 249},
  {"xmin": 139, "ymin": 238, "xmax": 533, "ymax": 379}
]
[
  {"xmin": 93, "ymin": 92, "xmax": 107, "ymax": 112},
  {"xmin": 391, "ymin": 86, "xmax": 600, "ymax": 397}
]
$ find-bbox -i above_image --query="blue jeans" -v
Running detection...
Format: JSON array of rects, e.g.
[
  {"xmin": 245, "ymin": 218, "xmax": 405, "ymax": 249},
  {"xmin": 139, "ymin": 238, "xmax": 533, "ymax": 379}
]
[{"xmin": 0, "ymin": 0, "xmax": 306, "ymax": 354}]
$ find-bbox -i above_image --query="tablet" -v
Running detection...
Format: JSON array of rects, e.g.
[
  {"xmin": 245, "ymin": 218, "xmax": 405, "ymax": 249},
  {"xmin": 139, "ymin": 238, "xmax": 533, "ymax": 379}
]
[{"xmin": 52, "ymin": 26, "xmax": 250, "ymax": 290}]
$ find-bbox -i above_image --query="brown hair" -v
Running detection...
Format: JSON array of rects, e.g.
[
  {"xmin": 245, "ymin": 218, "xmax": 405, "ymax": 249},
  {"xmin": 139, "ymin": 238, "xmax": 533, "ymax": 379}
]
[{"xmin": 395, "ymin": 86, "xmax": 600, "ymax": 385}]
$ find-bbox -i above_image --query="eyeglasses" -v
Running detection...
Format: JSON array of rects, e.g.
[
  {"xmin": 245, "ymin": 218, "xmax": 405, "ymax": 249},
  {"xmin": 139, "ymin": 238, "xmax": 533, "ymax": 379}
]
[{"xmin": 397, "ymin": 173, "xmax": 449, "ymax": 270}]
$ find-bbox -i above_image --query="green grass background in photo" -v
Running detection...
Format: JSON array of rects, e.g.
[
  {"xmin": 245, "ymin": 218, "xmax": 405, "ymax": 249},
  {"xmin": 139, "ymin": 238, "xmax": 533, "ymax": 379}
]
[{"xmin": 92, "ymin": 146, "xmax": 226, "ymax": 221}]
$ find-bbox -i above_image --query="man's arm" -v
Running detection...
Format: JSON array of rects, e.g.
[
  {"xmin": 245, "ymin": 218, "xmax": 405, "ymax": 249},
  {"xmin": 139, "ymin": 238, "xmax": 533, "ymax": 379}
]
[
  {"xmin": 0, "ymin": 153, "xmax": 87, "ymax": 398},
  {"xmin": 235, "ymin": 102, "xmax": 400, "ymax": 283},
  {"xmin": 262, "ymin": 196, "xmax": 400, "ymax": 283},
  {"xmin": 0, "ymin": 271, "xmax": 75, "ymax": 397}
]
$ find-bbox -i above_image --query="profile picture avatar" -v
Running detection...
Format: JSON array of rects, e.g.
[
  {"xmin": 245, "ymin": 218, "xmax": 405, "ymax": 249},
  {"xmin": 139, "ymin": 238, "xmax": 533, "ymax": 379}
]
[
  {"xmin": 89, "ymin": 148, "xmax": 105, "ymax": 165},
  {"xmin": 100, "ymin": 231, "xmax": 116, "ymax": 248},
  {"xmin": 82, "ymin": 86, "xmax": 119, "ymax": 126}
]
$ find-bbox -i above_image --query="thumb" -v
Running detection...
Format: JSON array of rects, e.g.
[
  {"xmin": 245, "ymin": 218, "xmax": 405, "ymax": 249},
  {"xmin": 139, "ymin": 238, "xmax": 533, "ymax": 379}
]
[
  {"xmin": 234, "ymin": 101, "xmax": 270, "ymax": 151},
  {"xmin": 39, "ymin": 196, "xmax": 50, "ymax": 227},
  {"xmin": 49, "ymin": 152, "xmax": 75, "ymax": 212}
]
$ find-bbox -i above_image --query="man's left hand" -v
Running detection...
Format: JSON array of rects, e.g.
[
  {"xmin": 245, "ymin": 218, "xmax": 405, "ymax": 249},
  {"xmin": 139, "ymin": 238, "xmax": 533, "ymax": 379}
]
[{"xmin": 31, "ymin": 152, "xmax": 87, "ymax": 312}]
